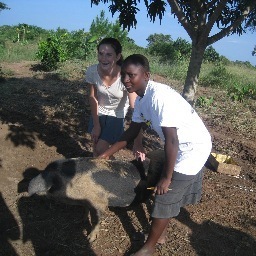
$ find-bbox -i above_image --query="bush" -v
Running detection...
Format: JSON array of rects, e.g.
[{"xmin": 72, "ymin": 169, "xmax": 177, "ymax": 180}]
[
  {"xmin": 195, "ymin": 96, "xmax": 214, "ymax": 108},
  {"xmin": 148, "ymin": 41, "xmax": 181, "ymax": 64},
  {"xmin": 36, "ymin": 34, "xmax": 68, "ymax": 71},
  {"xmin": 227, "ymin": 83, "xmax": 256, "ymax": 102},
  {"xmin": 203, "ymin": 46, "xmax": 221, "ymax": 63},
  {"xmin": 65, "ymin": 30, "xmax": 98, "ymax": 60},
  {"xmin": 200, "ymin": 63, "xmax": 234, "ymax": 88},
  {"xmin": 173, "ymin": 37, "xmax": 191, "ymax": 60}
]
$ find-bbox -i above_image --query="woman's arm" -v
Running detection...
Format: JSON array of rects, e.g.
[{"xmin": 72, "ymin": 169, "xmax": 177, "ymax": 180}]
[
  {"xmin": 128, "ymin": 92, "xmax": 137, "ymax": 108},
  {"xmin": 88, "ymin": 83, "xmax": 100, "ymax": 143},
  {"xmin": 155, "ymin": 126, "xmax": 179, "ymax": 195}
]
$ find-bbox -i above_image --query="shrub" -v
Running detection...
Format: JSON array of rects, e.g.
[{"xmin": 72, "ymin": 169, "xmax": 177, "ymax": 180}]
[
  {"xmin": 203, "ymin": 46, "xmax": 221, "ymax": 63},
  {"xmin": 173, "ymin": 37, "xmax": 191, "ymax": 60},
  {"xmin": 36, "ymin": 34, "xmax": 68, "ymax": 71},
  {"xmin": 200, "ymin": 63, "xmax": 234, "ymax": 88},
  {"xmin": 227, "ymin": 83, "xmax": 256, "ymax": 102},
  {"xmin": 195, "ymin": 96, "xmax": 214, "ymax": 108},
  {"xmin": 65, "ymin": 30, "xmax": 98, "ymax": 60}
]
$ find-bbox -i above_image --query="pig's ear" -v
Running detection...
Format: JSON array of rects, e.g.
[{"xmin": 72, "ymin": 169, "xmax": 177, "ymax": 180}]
[
  {"xmin": 28, "ymin": 174, "xmax": 47, "ymax": 196},
  {"xmin": 132, "ymin": 180, "xmax": 152, "ymax": 204}
]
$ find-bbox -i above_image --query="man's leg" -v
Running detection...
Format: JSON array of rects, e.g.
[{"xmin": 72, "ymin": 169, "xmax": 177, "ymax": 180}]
[{"xmin": 134, "ymin": 218, "xmax": 169, "ymax": 256}]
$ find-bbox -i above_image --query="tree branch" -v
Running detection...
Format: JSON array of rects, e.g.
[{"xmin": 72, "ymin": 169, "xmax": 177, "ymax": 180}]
[
  {"xmin": 206, "ymin": 0, "xmax": 220, "ymax": 10},
  {"xmin": 205, "ymin": 0, "xmax": 229, "ymax": 35},
  {"xmin": 190, "ymin": 0, "xmax": 199, "ymax": 29},
  {"xmin": 167, "ymin": 0, "xmax": 193, "ymax": 39},
  {"xmin": 208, "ymin": 4, "xmax": 254, "ymax": 45}
]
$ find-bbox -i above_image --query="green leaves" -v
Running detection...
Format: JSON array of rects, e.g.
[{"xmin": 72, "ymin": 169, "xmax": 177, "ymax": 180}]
[
  {"xmin": 36, "ymin": 32, "xmax": 99, "ymax": 71},
  {"xmin": 109, "ymin": 0, "xmax": 139, "ymax": 30},
  {"xmin": 227, "ymin": 83, "xmax": 255, "ymax": 102},
  {"xmin": 146, "ymin": 34, "xmax": 191, "ymax": 63},
  {"xmin": 36, "ymin": 34, "xmax": 68, "ymax": 71},
  {"xmin": 89, "ymin": 10, "xmax": 129, "ymax": 44},
  {"xmin": 0, "ymin": 2, "xmax": 10, "ymax": 12},
  {"xmin": 196, "ymin": 96, "xmax": 214, "ymax": 108}
]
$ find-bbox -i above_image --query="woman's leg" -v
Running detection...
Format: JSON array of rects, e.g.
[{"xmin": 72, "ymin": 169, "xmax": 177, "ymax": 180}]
[{"xmin": 134, "ymin": 218, "xmax": 169, "ymax": 256}]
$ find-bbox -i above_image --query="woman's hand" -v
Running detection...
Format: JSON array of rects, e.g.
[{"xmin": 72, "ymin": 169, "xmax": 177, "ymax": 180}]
[
  {"xmin": 91, "ymin": 125, "xmax": 101, "ymax": 144},
  {"xmin": 133, "ymin": 145, "xmax": 146, "ymax": 161}
]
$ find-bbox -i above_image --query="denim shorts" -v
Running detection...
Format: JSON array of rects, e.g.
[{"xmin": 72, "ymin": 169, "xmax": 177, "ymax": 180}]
[{"xmin": 88, "ymin": 115, "xmax": 125, "ymax": 144}]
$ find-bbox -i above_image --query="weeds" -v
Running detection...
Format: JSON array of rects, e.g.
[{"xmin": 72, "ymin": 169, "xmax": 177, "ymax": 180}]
[
  {"xmin": 227, "ymin": 83, "xmax": 255, "ymax": 102},
  {"xmin": 0, "ymin": 41, "xmax": 38, "ymax": 61},
  {"xmin": 196, "ymin": 96, "xmax": 214, "ymax": 108},
  {"xmin": 200, "ymin": 63, "xmax": 234, "ymax": 88}
]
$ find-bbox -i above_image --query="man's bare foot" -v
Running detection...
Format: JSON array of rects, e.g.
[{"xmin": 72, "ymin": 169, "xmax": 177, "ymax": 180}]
[{"xmin": 144, "ymin": 233, "xmax": 166, "ymax": 245}]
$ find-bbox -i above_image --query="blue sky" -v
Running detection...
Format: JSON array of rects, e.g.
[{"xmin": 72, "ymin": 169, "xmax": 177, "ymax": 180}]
[{"xmin": 1, "ymin": 0, "xmax": 256, "ymax": 66}]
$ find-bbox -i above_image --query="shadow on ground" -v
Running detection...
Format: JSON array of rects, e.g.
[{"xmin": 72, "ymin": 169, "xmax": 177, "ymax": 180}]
[{"xmin": 0, "ymin": 74, "xmax": 92, "ymax": 158}]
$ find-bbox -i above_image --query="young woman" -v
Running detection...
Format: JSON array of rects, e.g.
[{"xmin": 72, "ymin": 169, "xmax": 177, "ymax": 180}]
[
  {"xmin": 86, "ymin": 38, "xmax": 144, "ymax": 158},
  {"xmin": 98, "ymin": 54, "xmax": 212, "ymax": 256}
]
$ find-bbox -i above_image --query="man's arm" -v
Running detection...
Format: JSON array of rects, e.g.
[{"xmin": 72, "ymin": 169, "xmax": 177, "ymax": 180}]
[
  {"xmin": 98, "ymin": 121, "xmax": 143, "ymax": 159},
  {"xmin": 155, "ymin": 126, "xmax": 179, "ymax": 195}
]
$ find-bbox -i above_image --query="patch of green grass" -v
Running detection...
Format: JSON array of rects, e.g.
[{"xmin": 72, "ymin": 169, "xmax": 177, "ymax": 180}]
[
  {"xmin": 227, "ymin": 82, "xmax": 255, "ymax": 102},
  {"xmin": 195, "ymin": 96, "xmax": 214, "ymax": 108},
  {"xmin": 0, "ymin": 41, "xmax": 38, "ymax": 62}
]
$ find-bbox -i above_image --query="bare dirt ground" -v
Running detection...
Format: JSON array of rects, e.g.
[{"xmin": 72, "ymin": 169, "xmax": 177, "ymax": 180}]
[{"xmin": 0, "ymin": 61, "xmax": 255, "ymax": 256}]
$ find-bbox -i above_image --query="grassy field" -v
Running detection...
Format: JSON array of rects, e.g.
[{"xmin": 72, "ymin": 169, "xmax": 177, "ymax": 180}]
[{"xmin": 1, "ymin": 39, "xmax": 256, "ymax": 99}]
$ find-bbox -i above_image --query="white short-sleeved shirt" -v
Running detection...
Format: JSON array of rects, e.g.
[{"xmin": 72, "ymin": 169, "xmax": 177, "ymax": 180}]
[
  {"xmin": 132, "ymin": 80, "xmax": 212, "ymax": 175},
  {"xmin": 85, "ymin": 64, "xmax": 129, "ymax": 118}
]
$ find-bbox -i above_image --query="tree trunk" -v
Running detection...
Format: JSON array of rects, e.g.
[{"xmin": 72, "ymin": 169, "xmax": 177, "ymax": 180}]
[{"xmin": 182, "ymin": 43, "xmax": 206, "ymax": 106}]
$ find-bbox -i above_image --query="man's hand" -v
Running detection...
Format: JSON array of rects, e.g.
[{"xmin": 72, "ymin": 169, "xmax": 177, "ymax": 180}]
[
  {"xmin": 132, "ymin": 127, "xmax": 145, "ymax": 161},
  {"xmin": 155, "ymin": 177, "xmax": 171, "ymax": 195},
  {"xmin": 98, "ymin": 153, "xmax": 110, "ymax": 160}
]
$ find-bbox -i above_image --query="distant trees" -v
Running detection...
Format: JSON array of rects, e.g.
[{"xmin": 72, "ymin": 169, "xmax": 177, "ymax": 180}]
[
  {"xmin": 146, "ymin": 33, "xmax": 172, "ymax": 47},
  {"xmin": 204, "ymin": 46, "xmax": 221, "ymax": 63},
  {"xmin": 89, "ymin": 10, "xmax": 129, "ymax": 45},
  {"xmin": 0, "ymin": 2, "xmax": 9, "ymax": 81},
  {"xmin": 147, "ymin": 34, "xmax": 177, "ymax": 62},
  {"xmin": 146, "ymin": 33, "xmax": 220, "ymax": 63},
  {"xmin": 0, "ymin": 24, "xmax": 49, "ymax": 42}
]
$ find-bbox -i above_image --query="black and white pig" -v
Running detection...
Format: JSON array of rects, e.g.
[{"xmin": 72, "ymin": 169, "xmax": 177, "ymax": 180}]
[{"xmin": 28, "ymin": 156, "xmax": 162, "ymax": 242}]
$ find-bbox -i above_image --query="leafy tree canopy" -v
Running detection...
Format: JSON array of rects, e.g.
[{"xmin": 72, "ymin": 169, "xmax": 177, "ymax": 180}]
[
  {"xmin": 253, "ymin": 45, "xmax": 256, "ymax": 56},
  {"xmin": 91, "ymin": 1, "xmax": 256, "ymax": 36},
  {"xmin": 0, "ymin": 2, "xmax": 9, "ymax": 12},
  {"xmin": 146, "ymin": 33, "xmax": 172, "ymax": 47}
]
